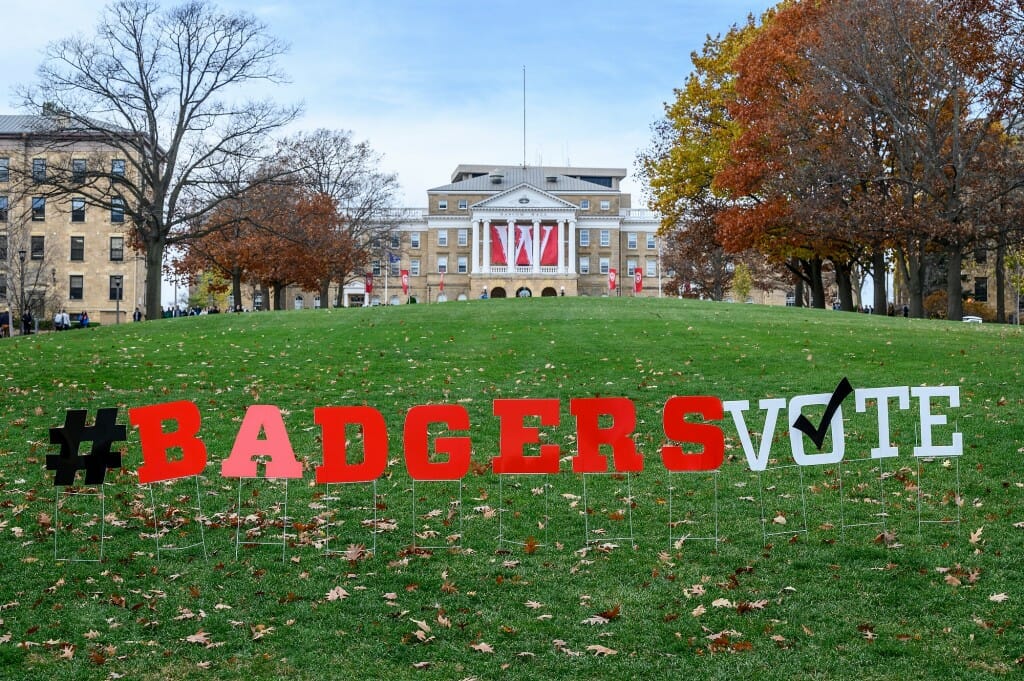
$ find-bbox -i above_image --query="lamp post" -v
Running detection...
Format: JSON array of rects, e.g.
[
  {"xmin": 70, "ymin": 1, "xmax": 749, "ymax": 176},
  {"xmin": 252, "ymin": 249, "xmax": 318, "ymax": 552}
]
[
  {"xmin": 17, "ymin": 249, "xmax": 26, "ymax": 335},
  {"xmin": 115, "ymin": 276, "xmax": 123, "ymax": 324}
]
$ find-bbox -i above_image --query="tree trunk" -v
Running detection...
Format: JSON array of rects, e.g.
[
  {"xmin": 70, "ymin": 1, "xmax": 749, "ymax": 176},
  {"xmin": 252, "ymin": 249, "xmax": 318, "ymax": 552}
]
[
  {"xmin": 946, "ymin": 245, "xmax": 964, "ymax": 321},
  {"xmin": 319, "ymin": 279, "xmax": 331, "ymax": 310},
  {"xmin": 232, "ymin": 266, "xmax": 243, "ymax": 312},
  {"xmin": 273, "ymin": 283, "xmax": 285, "ymax": 311},
  {"xmin": 794, "ymin": 275, "xmax": 804, "ymax": 308},
  {"xmin": 835, "ymin": 260, "xmax": 854, "ymax": 311},
  {"xmin": 872, "ymin": 249, "xmax": 888, "ymax": 315},
  {"xmin": 897, "ymin": 240, "xmax": 926, "ymax": 318},
  {"xmin": 809, "ymin": 258, "xmax": 826, "ymax": 309},
  {"xmin": 144, "ymin": 239, "xmax": 165, "ymax": 320},
  {"xmin": 995, "ymin": 235, "xmax": 1006, "ymax": 323}
]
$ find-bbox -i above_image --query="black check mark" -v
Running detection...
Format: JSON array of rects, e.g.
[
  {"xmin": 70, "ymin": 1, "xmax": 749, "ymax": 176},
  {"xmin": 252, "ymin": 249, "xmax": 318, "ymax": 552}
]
[{"xmin": 792, "ymin": 377, "xmax": 854, "ymax": 450}]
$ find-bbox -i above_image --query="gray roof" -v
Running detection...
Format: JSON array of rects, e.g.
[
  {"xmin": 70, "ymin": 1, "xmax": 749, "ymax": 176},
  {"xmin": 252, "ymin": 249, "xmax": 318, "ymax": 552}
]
[
  {"xmin": 0, "ymin": 115, "xmax": 53, "ymax": 135},
  {"xmin": 429, "ymin": 166, "xmax": 617, "ymax": 193}
]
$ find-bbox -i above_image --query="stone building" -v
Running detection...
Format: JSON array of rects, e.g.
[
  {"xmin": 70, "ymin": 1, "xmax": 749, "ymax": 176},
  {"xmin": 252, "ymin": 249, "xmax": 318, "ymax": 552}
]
[{"xmin": 0, "ymin": 114, "xmax": 146, "ymax": 328}]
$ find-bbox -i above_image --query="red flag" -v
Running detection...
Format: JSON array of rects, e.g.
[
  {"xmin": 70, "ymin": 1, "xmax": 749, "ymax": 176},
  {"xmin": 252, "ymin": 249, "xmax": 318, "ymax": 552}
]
[
  {"xmin": 365, "ymin": 272, "xmax": 374, "ymax": 294},
  {"xmin": 490, "ymin": 224, "xmax": 508, "ymax": 266},
  {"xmin": 634, "ymin": 269, "xmax": 643, "ymax": 294},
  {"xmin": 515, "ymin": 225, "xmax": 532, "ymax": 266},
  {"xmin": 401, "ymin": 269, "xmax": 409, "ymax": 295},
  {"xmin": 540, "ymin": 224, "xmax": 558, "ymax": 266},
  {"xmin": 608, "ymin": 268, "xmax": 617, "ymax": 291},
  {"xmin": 439, "ymin": 272, "xmax": 445, "ymax": 292}
]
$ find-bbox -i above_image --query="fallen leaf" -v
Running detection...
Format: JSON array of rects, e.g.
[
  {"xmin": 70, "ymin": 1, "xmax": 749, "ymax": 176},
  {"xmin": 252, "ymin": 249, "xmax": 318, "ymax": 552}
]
[
  {"xmin": 586, "ymin": 644, "xmax": 617, "ymax": 656},
  {"xmin": 326, "ymin": 586, "xmax": 349, "ymax": 602},
  {"xmin": 471, "ymin": 641, "xmax": 494, "ymax": 653},
  {"xmin": 989, "ymin": 593, "xmax": 1009, "ymax": 603}
]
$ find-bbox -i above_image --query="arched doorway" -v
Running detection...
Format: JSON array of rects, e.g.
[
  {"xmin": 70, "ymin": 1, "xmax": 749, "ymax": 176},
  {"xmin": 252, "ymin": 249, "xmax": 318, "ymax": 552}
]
[
  {"xmin": 541, "ymin": 287, "xmax": 557, "ymax": 297},
  {"xmin": 516, "ymin": 287, "xmax": 532, "ymax": 298},
  {"xmin": 490, "ymin": 287, "xmax": 507, "ymax": 298}
]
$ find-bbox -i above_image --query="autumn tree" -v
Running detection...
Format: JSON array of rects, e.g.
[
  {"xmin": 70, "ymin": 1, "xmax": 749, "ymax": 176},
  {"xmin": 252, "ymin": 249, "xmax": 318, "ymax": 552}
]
[
  {"xmin": 637, "ymin": 19, "xmax": 761, "ymax": 301},
  {"xmin": 277, "ymin": 130, "xmax": 400, "ymax": 305},
  {"xmin": 19, "ymin": 0, "xmax": 299, "ymax": 319}
]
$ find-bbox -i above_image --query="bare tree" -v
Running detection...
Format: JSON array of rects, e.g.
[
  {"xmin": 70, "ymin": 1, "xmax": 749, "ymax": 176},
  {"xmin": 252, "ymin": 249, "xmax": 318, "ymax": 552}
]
[
  {"xmin": 277, "ymin": 130, "xmax": 401, "ymax": 305},
  {"xmin": 18, "ymin": 0, "xmax": 300, "ymax": 319},
  {"xmin": 2, "ymin": 200, "xmax": 60, "ymax": 332}
]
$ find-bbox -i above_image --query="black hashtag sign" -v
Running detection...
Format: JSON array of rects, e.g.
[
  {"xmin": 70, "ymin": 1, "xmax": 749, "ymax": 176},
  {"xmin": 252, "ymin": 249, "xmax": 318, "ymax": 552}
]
[{"xmin": 46, "ymin": 408, "xmax": 126, "ymax": 486}]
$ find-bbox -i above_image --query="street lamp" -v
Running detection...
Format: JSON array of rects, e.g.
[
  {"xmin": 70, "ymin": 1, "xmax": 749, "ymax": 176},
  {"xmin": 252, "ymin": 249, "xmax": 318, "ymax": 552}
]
[
  {"xmin": 115, "ymin": 276, "xmax": 123, "ymax": 324},
  {"xmin": 17, "ymin": 249, "xmax": 26, "ymax": 335}
]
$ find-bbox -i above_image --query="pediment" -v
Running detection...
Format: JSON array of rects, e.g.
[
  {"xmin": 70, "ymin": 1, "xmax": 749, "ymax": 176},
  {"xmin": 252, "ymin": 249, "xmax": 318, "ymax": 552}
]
[{"xmin": 472, "ymin": 183, "xmax": 578, "ymax": 211}]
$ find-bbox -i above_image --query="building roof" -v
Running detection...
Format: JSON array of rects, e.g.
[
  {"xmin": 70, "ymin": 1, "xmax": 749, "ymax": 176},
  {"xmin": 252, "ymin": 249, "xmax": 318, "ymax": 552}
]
[
  {"xmin": 0, "ymin": 115, "xmax": 53, "ymax": 135},
  {"xmin": 0, "ymin": 113, "xmax": 127, "ymax": 138},
  {"xmin": 430, "ymin": 165, "xmax": 620, "ymax": 194}
]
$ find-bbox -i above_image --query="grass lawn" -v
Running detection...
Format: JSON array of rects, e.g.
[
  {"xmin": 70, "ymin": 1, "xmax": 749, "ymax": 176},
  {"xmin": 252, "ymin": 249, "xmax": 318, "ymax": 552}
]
[{"xmin": 0, "ymin": 297, "xmax": 1021, "ymax": 679}]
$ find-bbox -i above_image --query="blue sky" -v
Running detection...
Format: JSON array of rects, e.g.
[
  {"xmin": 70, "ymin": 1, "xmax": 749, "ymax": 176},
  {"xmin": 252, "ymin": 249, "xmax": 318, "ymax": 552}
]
[{"xmin": 2, "ymin": 0, "xmax": 775, "ymax": 204}]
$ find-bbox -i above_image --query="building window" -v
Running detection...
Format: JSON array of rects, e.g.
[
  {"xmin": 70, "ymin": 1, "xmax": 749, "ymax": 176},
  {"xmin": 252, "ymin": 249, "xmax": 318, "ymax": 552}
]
[
  {"xmin": 411, "ymin": 232, "xmax": 421, "ymax": 248},
  {"xmin": 600, "ymin": 230, "xmax": 610, "ymax": 247},
  {"xmin": 437, "ymin": 255, "xmax": 448, "ymax": 273},
  {"xmin": 31, "ymin": 235, "xmax": 45, "ymax": 260},
  {"xmin": 579, "ymin": 229, "xmax": 590, "ymax": 247},
  {"xmin": 647, "ymin": 233, "xmax": 656, "ymax": 249},
  {"xmin": 111, "ymin": 197, "xmax": 125, "ymax": 223},
  {"xmin": 410, "ymin": 259, "xmax": 420, "ymax": 276},
  {"xmin": 579, "ymin": 257, "xmax": 590, "ymax": 274},
  {"xmin": 109, "ymin": 275, "xmax": 124, "ymax": 300},
  {"xmin": 458, "ymin": 229, "xmax": 468, "ymax": 247},
  {"xmin": 70, "ymin": 236, "xmax": 85, "ymax": 261},
  {"xmin": 390, "ymin": 260, "xmax": 400, "ymax": 277},
  {"xmin": 0, "ymin": 235, "xmax": 6, "ymax": 260},
  {"xmin": 72, "ymin": 159, "xmax": 87, "ymax": 183},
  {"xmin": 600, "ymin": 200, "xmax": 610, "ymax": 211},
  {"xmin": 0, "ymin": 158, "xmax": 8, "ymax": 182},
  {"xmin": 457, "ymin": 256, "xmax": 468, "ymax": 273},
  {"xmin": 438, "ymin": 230, "xmax": 448, "ymax": 247},
  {"xmin": 599, "ymin": 257, "xmax": 610, "ymax": 274},
  {"xmin": 974, "ymin": 246, "xmax": 987, "ymax": 264},
  {"xmin": 438, "ymin": 200, "xmax": 448, "ymax": 211},
  {"xmin": 627, "ymin": 232, "xmax": 637, "ymax": 249},
  {"xmin": 580, "ymin": 199, "xmax": 590, "ymax": 209},
  {"xmin": 372, "ymin": 260, "xmax": 381, "ymax": 276},
  {"xmin": 646, "ymin": 259, "xmax": 657, "ymax": 277},
  {"xmin": 370, "ymin": 236, "xmax": 381, "ymax": 249},
  {"xmin": 32, "ymin": 197, "xmax": 45, "ymax": 221},
  {"xmin": 0, "ymin": 274, "xmax": 5, "ymax": 300},
  {"xmin": 111, "ymin": 159, "xmax": 126, "ymax": 177},
  {"xmin": 974, "ymin": 276, "xmax": 988, "ymax": 302},
  {"xmin": 69, "ymin": 275, "xmax": 84, "ymax": 300},
  {"xmin": 0, "ymin": 196, "xmax": 7, "ymax": 222},
  {"xmin": 71, "ymin": 198, "xmax": 86, "ymax": 222},
  {"xmin": 458, "ymin": 199, "xmax": 468, "ymax": 210},
  {"xmin": 626, "ymin": 259, "xmax": 637, "ymax": 276},
  {"xmin": 32, "ymin": 158, "xmax": 46, "ymax": 182},
  {"xmin": 390, "ymin": 232, "xmax": 400, "ymax": 249},
  {"xmin": 110, "ymin": 236, "xmax": 124, "ymax": 261}
]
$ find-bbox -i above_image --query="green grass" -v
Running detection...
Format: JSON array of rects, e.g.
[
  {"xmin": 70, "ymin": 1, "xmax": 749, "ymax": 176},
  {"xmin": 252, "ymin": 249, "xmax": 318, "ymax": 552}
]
[{"xmin": 0, "ymin": 298, "xmax": 1021, "ymax": 679}]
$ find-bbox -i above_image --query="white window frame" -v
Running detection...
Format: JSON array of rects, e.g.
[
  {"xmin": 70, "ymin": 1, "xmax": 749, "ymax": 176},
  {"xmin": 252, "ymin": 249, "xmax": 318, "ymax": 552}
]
[
  {"xmin": 457, "ymin": 256, "xmax": 468, "ymax": 273},
  {"xmin": 646, "ymin": 259, "xmax": 657, "ymax": 277},
  {"xmin": 579, "ymin": 229, "xmax": 590, "ymax": 247},
  {"xmin": 438, "ymin": 199, "xmax": 448, "ymax": 210},
  {"xmin": 458, "ymin": 199, "xmax": 468, "ymax": 210},
  {"xmin": 626, "ymin": 259, "xmax": 637, "ymax": 276},
  {"xmin": 458, "ymin": 229, "xmax": 468, "ymax": 246},
  {"xmin": 580, "ymin": 199, "xmax": 590, "ymax": 209},
  {"xmin": 437, "ymin": 255, "xmax": 448, "ymax": 273},
  {"xmin": 599, "ymin": 257, "xmax": 610, "ymax": 274},
  {"xmin": 599, "ymin": 200, "xmax": 610, "ymax": 211},
  {"xmin": 411, "ymin": 232, "xmax": 421, "ymax": 248},
  {"xmin": 627, "ymin": 232, "xmax": 637, "ymax": 249},
  {"xmin": 438, "ymin": 229, "xmax": 448, "ymax": 247},
  {"xmin": 646, "ymin": 233, "xmax": 656, "ymax": 249},
  {"xmin": 579, "ymin": 256, "xmax": 590, "ymax": 274},
  {"xmin": 410, "ymin": 259, "xmax": 420, "ymax": 276},
  {"xmin": 600, "ymin": 230, "xmax": 610, "ymax": 247}
]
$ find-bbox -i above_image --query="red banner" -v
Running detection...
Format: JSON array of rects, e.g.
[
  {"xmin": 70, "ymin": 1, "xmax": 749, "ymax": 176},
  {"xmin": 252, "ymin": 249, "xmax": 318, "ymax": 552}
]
[
  {"xmin": 540, "ymin": 224, "xmax": 558, "ymax": 266},
  {"xmin": 609, "ymin": 268, "xmax": 617, "ymax": 291},
  {"xmin": 490, "ymin": 225, "xmax": 508, "ymax": 266},
  {"xmin": 401, "ymin": 269, "xmax": 409, "ymax": 295},
  {"xmin": 515, "ymin": 225, "xmax": 532, "ymax": 266},
  {"xmin": 365, "ymin": 273, "xmax": 374, "ymax": 294},
  {"xmin": 634, "ymin": 269, "xmax": 643, "ymax": 294}
]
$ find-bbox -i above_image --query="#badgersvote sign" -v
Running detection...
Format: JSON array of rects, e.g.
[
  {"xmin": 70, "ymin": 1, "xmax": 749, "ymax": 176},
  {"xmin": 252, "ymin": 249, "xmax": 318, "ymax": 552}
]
[{"xmin": 47, "ymin": 378, "xmax": 962, "ymax": 487}]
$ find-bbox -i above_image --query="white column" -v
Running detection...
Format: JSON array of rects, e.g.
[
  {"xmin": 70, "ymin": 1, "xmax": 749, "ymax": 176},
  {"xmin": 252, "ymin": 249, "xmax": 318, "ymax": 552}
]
[
  {"xmin": 507, "ymin": 221, "xmax": 515, "ymax": 269},
  {"xmin": 482, "ymin": 220, "xmax": 491, "ymax": 272},
  {"xmin": 568, "ymin": 220, "xmax": 577, "ymax": 274},
  {"xmin": 557, "ymin": 219, "xmax": 565, "ymax": 272},
  {"xmin": 471, "ymin": 219, "xmax": 480, "ymax": 274},
  {"xmin": 531, "ymin": 219, "xmax": 541, "ymax": 273}
]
